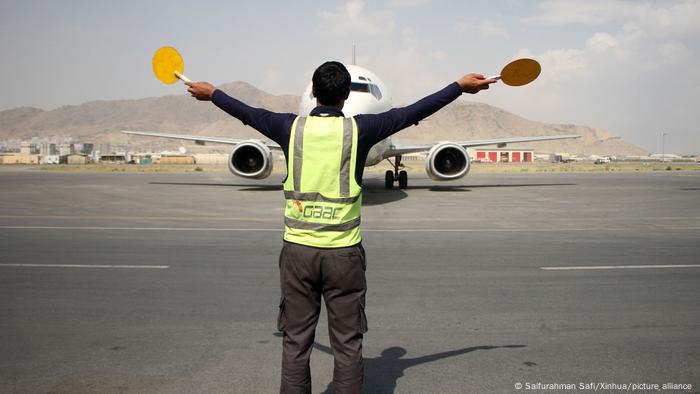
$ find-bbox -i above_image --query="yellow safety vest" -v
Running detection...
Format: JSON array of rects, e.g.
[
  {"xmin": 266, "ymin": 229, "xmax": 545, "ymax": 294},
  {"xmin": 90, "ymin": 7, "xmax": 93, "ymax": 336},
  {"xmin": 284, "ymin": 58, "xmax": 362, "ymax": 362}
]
[{"xmin": 283, "ymin": 116, "xmax": 362, "ymax": 248}]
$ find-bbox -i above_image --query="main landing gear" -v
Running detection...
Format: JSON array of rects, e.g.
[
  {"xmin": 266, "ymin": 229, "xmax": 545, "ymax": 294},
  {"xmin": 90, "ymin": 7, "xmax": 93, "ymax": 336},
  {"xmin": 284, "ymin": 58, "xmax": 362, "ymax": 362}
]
[{"xmin": 384, "ymin": 155, "xmax": 408, "ymax": 189}]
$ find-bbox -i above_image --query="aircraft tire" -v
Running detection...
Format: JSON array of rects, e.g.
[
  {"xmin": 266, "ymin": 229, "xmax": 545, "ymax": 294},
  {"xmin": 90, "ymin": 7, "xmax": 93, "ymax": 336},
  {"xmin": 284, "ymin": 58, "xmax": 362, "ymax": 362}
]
[
  {"xmin": 398, "ymin": 170, "xmax": 408, "ymax": 189},
  {"xmin": 385, "ymin": 170, "xmax": 394, "ymax": 189}
]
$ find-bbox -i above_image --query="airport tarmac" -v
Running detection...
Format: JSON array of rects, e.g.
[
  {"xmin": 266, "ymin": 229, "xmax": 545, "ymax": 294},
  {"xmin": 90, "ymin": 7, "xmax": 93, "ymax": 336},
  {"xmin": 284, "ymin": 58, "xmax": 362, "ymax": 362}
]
[{"xmin": 0, "ymin": 170, "xmax": 698, "ymax": 393}]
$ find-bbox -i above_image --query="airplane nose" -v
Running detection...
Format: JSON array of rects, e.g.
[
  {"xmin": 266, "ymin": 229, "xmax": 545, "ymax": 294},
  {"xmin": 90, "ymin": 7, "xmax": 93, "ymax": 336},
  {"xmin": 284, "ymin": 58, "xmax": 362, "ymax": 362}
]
[{"xmin": 342, "ymin": 104, "xmax": 371, "ymax": 117}]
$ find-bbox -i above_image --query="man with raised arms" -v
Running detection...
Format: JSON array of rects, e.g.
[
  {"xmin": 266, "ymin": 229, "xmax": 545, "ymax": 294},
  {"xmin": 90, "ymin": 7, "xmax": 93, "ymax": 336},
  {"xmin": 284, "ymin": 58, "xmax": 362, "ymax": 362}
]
[{"xmin": 185, "ymin": 62, "xmax": 495, "ymax": 393}]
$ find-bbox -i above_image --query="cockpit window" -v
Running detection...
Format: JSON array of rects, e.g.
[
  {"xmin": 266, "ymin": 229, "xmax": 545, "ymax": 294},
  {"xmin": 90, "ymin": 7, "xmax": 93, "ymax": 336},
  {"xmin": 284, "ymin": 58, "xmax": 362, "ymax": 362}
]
[
  {"xmin": 369, "ymin": 84, "xmax": 382, "ymax": 100},
  {"xmin": 351, "ymin": 82, "xmax": 370, "ymax": 93},
  {"xmin": 351, "ymin": 82, "xmax": 382, "ymax": 100}
]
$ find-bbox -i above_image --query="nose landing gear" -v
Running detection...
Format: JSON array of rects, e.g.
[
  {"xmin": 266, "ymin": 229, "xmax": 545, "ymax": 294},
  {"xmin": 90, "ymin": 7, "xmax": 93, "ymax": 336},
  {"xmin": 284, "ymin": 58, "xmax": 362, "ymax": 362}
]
[{"xmin": 384, "ymin": 155, "xmax": 408, "ymax": 189}]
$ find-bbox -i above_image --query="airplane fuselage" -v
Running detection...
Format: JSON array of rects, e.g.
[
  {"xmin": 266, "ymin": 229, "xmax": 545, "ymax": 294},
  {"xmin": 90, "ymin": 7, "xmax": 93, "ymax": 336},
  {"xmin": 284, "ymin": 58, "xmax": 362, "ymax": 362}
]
[{"xmin": 298, "ymin": 64, "xmax": 395, "ymax": 168}]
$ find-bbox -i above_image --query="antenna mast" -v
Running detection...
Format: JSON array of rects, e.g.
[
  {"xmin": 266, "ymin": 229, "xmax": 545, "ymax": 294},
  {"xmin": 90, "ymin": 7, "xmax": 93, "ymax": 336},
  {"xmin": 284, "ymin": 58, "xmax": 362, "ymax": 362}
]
[{"xmin": 352, "ymin": 44, "xmax": 356, "ymax": 65}]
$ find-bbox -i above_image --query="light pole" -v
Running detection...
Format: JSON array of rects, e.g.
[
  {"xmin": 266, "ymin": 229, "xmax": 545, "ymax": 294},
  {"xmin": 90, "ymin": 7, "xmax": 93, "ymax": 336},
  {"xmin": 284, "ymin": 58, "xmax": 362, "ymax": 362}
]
[{"xmin": 661, "ymin": 132, "xmax": 668, "ymax": 162}]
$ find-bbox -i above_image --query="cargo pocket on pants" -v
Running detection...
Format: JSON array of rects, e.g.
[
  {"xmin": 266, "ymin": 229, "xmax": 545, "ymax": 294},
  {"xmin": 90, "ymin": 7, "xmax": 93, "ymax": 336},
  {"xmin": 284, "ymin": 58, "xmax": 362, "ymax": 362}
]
[
  {"xmin": 277, "ymin": 297, "xmax": 287, "ymax": 332},
  {"xmin": 358, "ymin": 300, "xmax": 368, "ymax": 334}
]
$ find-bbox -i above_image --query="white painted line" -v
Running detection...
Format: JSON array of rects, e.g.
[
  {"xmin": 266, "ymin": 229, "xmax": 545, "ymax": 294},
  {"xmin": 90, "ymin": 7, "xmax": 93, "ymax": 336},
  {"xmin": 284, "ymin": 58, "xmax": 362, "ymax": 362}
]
[
  {"xmin": 0, "ymin": 214, "xmax": 280, "ymax": 222},
  {"xmin": 541, "ymin": 264, "xmax": 700, "ymax": 270},
  {"xmin": 0, "ymin": 264, "xmax": 169, "ymax": 269},
  {"xmin": 1, "ymin": 225, "xmax": 699, "ymax": 233},
  {"xmin": 3, "ymin": 214, "xmax": 699, "ymax": 222},
  {"xmin": 366, "ymin": 227, "xmax": 700, "ymax": 232},
  {"xmin": 0, "ymin": 225, "xmax": 279, "ymax": 231}
]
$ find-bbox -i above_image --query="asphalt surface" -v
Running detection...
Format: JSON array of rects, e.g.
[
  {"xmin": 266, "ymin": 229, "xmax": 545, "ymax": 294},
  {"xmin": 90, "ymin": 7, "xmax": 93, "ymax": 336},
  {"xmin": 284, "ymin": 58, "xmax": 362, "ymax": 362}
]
[{"xmin": 0, "ymin": 169, "xmax": 699, "ymax": 393}]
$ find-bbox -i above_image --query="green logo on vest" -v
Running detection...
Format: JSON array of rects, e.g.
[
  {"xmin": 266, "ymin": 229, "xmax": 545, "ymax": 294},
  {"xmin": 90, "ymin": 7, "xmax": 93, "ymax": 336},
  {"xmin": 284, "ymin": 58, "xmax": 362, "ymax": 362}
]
[{"xmin": 302, "ymin": 205, "xmax": 342, "ymax": 220}]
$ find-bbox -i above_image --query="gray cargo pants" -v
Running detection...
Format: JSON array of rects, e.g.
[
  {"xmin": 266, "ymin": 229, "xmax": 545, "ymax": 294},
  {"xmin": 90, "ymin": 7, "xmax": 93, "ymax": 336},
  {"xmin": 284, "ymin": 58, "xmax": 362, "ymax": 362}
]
[{"xmin": 277, "ymin": 240, "xmax": 368, "ymax": 394}]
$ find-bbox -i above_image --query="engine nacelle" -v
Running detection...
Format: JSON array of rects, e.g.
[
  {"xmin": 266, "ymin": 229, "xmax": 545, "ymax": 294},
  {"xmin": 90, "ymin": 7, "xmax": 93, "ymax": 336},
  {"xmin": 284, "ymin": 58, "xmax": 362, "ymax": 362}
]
[
  {"xmin": 425, "ymin": 142, "xmax": 470, "ymax": 181},
  {"xmin": 228, "ymin": 141, "xmax": 274, "ymax": 179}
]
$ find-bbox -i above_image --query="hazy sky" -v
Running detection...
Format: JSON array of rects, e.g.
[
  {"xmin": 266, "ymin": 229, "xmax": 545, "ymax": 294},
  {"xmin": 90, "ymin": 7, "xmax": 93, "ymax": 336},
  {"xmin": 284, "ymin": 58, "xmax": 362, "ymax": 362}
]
[{"xmin": 1, "ymin": 0, "xmax": 699, "ymax": 153}]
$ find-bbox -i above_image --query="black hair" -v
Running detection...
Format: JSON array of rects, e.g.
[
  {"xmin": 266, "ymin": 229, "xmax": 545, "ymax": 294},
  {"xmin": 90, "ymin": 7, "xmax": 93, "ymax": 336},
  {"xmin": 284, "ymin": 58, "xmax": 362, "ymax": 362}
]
[{"xmin": 312, "ymin": 61, "xmax": 351, "ymax": 106}]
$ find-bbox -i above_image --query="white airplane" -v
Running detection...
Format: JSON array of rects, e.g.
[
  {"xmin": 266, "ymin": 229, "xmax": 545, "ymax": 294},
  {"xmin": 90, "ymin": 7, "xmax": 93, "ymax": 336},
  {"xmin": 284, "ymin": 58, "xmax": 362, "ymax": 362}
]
[{"xmin": 123, "ymin": 64, "xmax": 580, "ymax": 188}]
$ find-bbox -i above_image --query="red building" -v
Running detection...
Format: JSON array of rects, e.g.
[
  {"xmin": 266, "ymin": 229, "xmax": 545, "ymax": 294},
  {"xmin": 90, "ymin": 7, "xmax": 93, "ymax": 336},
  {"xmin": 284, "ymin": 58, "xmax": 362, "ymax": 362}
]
[{"xmin": 472, "ymin": 148, "xmax": 535, "ymax": 163}]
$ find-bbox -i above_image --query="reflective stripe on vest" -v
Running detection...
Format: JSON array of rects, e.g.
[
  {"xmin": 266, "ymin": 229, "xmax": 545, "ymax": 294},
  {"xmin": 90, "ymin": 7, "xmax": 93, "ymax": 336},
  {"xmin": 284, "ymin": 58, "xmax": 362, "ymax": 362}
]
[{"xmin": 283, "ymin": 116, "xmax": 362, "ymax": 248}]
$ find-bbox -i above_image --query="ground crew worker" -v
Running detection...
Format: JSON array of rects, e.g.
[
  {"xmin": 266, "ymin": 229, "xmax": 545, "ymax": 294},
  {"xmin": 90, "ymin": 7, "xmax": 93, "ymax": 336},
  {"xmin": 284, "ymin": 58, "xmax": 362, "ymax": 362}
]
[{"xmin": 185, "ymin": 61, "xmax": 495, "ymax": 393}]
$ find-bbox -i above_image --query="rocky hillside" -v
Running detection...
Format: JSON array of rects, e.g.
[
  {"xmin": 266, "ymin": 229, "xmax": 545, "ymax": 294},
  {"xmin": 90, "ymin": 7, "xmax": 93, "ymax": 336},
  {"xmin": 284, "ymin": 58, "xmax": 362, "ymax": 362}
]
[
  {"xmin": 0, "ymin": 82, "xmax": 646, "ymax": 156},
  {"xmin": 406, "ymin": 101, "xmax": 645, "ymax": 156}
]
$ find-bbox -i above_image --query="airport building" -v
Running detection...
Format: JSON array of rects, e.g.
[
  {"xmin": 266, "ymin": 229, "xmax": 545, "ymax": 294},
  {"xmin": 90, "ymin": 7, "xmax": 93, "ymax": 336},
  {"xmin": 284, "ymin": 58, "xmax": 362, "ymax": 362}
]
[
  {"xmin": 98, "ymin": 152, "xmax": 129, "ymax": 164},
  {"xmin": 130, "ymin": 153, "xmax": 198, "ymax": 165},
  {"xmin": 471, "ymin": 148, "xmax": 534, "ymax": 163},
  {"xmin": 158, "ymin": 154, "xmax": 195, "ymax": 165},
  {"xmin": 81, "ymin": 143, "xmax": 94, "ymax": 155},
  {"xmin": 65, "ymin": 154, "xmax": 90, "ymax": 164},
  {"xmin": 58, "ymin": 144, "xmax": 72, "ymax": 156},
  {"xmin": 99, "ymin": 143, "xmax": 111, "ymax": 155},
  {"xmin": 40, "ymin": 142, "xmax": 58, "ymax": 156},
  {"xmin": 20, "ymin": 142, "xmax": 40, "ymax": 154},
  {"xmin": 0, "ymin": 153, "xmax": 41, "ymax": 164},
  {"xmin": 40, "ymin": 155, "xmax": 60, "ymax": 165},
  {"xmin": 193, "ymin": 153, "xmax": 228, "ymax": 164},
  {"xmin": 130, "ymin": 153, "xmax": 153, "ymax": 165}
]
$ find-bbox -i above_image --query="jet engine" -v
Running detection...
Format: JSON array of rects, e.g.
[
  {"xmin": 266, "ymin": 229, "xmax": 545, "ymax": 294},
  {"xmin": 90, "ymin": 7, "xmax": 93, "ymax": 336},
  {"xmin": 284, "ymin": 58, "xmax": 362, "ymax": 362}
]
[
  {"xmin": 425, "ymin": 142, "xmax": 470, "ymax": 180},
  {"xmin": 228, "ymin": 141, "xmax": 274, "ymax": 179}
]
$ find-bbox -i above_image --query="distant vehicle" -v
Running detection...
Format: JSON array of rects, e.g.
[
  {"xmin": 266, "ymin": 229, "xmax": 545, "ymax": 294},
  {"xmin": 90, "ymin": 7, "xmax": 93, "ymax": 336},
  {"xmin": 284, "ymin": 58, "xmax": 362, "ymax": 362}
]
[
  {"xmin": 594, "ymin": 158, "xmax": 611, "ymax": 164},
  {"xmin": 551, "ymin": 154, "xmax": 573, "ymax": 163}
]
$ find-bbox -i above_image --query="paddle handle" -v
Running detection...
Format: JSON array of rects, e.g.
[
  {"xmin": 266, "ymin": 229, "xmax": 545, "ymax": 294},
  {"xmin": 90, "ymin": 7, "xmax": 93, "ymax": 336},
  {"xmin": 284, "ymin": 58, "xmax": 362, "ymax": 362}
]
[
  {"xmin": 486, "ymin": 75, "xmax": 501, "ymax": 81},
  {"xmin": 174, "ymin": 71, "xmax": 192, "ymax": 83}
]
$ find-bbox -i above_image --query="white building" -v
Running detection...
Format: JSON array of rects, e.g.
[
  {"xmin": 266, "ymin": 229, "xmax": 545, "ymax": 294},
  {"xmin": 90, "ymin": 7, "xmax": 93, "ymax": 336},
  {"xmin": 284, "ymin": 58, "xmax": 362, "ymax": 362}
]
[{"xmin": 40, "ymin": 155, "xmax": 60, "ymax": 164}]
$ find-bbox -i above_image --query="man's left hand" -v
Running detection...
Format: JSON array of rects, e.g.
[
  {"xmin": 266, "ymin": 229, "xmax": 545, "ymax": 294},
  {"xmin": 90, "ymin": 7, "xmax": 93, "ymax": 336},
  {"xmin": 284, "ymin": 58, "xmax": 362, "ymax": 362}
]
[
  {"xmin": 457, "ymin": 74, "xmax": 497, "ymax": 94},
  {"xmin": 186, "ymin": 82, "xmax": 215, "ymax": 101}
]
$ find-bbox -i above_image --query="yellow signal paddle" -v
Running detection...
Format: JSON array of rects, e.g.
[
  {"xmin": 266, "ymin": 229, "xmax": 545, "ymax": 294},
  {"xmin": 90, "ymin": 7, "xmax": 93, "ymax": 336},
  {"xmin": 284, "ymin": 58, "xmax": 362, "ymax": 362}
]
[
  {"xmin": 488, "ymin": 58, "xmax": 541, "ymax": 87},
  {"xmin": 152, "ymin": 46, "xmax": 191, "ymax": 84}
]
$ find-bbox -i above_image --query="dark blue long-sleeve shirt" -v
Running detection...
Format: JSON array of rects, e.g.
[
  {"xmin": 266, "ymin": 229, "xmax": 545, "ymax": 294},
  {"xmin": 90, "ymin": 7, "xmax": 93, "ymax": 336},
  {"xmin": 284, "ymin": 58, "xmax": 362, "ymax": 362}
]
[{"xmin": 211, "ymin": 82, "xmax": 463, "ymax": 184}]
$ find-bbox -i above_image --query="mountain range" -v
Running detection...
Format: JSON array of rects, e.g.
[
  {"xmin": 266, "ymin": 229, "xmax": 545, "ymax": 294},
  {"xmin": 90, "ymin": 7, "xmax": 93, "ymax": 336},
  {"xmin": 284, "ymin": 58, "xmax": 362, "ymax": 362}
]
[{"xmin": 0, "ymin": 82, "xmax": 647, "ymax": 156}]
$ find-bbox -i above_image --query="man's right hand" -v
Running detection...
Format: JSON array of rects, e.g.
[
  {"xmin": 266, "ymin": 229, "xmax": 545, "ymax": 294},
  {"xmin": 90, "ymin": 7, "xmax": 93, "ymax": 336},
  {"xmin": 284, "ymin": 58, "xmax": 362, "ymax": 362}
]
[
  {"xmin": 457, "ymin": 74, "xmax": 497, "ymax": 94},
  {"xmin": 186, "ymin": 81, "xmax": 216, "ymax": 101}
]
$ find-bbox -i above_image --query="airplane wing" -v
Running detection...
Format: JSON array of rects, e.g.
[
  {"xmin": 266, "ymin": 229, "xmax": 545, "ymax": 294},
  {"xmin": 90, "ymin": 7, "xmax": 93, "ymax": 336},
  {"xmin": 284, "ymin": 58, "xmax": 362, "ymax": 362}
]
[
  {"xmin": 382, "ymin": 134, "xmax": 581, "ymax": 159},
  {"xmin": 121, "ymin": 130, "xmax": 281, "ymax": 149}
]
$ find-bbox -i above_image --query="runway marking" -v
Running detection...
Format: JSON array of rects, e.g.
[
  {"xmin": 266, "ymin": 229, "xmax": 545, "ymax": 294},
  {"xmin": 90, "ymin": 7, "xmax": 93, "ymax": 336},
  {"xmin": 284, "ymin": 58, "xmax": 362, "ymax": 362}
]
[
  {"xmin": 366, "ymin": 227, "xmax": 700, "ymax": 232},
  {"xmin": 0, "ymin": 263, "xmax": 169, "ymax": 269},
  {"xmin": 0, "ymin": 225, "xmax": 279, "ymax": 231},
  {"xmin": 541, "ymin": 264, "xmax": 700, "ymax": 270},
  {"xmin": 2, "ymin": 215, "xmax": 700, "ymax": 223},
  {"xmin": 1, "ymin": 226, "xmax": 700, "ymax": 232},
  {"xmin": 0, "ymin": 214, "xmax": 279, "ymax": 222}
]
